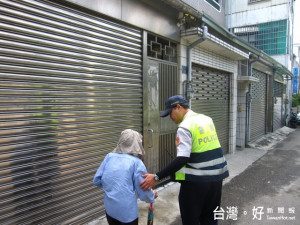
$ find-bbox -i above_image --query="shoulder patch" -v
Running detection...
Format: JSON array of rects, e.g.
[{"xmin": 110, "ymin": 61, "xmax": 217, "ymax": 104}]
[{"xmin": 176, "ymin": 136, "xmax": 180, "ymax": 146}]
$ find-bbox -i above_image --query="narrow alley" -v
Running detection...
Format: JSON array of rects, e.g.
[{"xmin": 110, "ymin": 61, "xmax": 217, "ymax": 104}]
[{"xmin": 220, "ymin": 128, "xmax": 300, "ymax": 225}]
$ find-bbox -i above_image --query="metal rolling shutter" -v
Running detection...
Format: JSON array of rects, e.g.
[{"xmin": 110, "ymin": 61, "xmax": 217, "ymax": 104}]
[
  {"xmin": 273, "ymin": 81, "xmax": 284, "ymax": 131},
  {"xmin": 250, "ymin": 69, "xmax": 267, "ymax": 141},
  {"xmin": 273, "ymin": 97, "xmax": 282, "ymax": 131},
  {"xmin": 0, "ymin": 0, "xmax": 142, "ymax": 224},
  {"xmin": 191, "ymin": 65, "xmax": 230, "ymax": 154}
]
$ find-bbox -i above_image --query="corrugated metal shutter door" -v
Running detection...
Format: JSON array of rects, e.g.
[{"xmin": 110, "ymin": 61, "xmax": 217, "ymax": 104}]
[
  {"xmin": 250, "ymin": 69, "xmax": 267, "ymax": 141},
  {"xmin": 192, "ymin": 65, "xmax": 230, "ymax": 154},
  {"xmin": 0, "ymin": 0, "xmax": 142, "ymax": 224},
  {"xmin": 273, "ymin": 81, "xmax": 283, "ymax": 131}
]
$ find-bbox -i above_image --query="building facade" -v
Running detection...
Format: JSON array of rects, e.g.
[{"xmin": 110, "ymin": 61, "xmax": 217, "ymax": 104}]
[
  {"xmin": 227, "ymin": 0, "xmax": 294, "ymax": 70},
  {"xmin": 226, "ymin": 0, "xmax": 295, "ymax": 146},
  {"xmin": 0, "ymin": 0, "xmax": 293, "ymax": 224}
]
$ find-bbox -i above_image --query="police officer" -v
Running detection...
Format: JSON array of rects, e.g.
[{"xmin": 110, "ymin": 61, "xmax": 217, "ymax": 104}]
[{"xmin": 140, "ymin": 95, "xmax": 229, "ymax": 225}]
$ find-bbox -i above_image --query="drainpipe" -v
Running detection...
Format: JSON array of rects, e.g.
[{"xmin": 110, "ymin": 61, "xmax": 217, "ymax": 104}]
[{"xmin": 186, "ymin": 26, "xmax": 208, "ymax": 102}]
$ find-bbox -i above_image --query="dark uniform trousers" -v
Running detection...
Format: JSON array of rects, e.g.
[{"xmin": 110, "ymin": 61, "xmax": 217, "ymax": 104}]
[
  {"xmin": 179, "ymin": 180, "xmax": 223, "ymax": 225},
  {"xmin": 106, "ymin": 213, "xmax": 138, "ymax": 225}
]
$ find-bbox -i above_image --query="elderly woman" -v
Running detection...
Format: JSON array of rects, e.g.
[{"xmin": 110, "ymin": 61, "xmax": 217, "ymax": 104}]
[{"xmin": 93, "ymin": 129, "xmax": 157, "ymax": 225}]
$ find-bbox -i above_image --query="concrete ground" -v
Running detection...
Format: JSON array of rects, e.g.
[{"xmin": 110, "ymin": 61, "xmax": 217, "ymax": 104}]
[
  {"xmin": 87, "ymin": 126, "xmax": 296, "ymax": 225},
  {"xmin": 220, "ymin": 127, "xmax": 300, "ymax": 225}
]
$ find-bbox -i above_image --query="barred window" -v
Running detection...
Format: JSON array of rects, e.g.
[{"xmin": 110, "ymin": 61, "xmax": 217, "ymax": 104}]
[
  {"xmin": 248, "ymin": 0, "xmax": 269, "ymax": 3},
  {"xmin": 147, "ymin": 33, "xmax": 177, "ymax": 62},
  {"xmin": 205, "ymin": 0, "xmax": 221, "ymax": 11}
]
